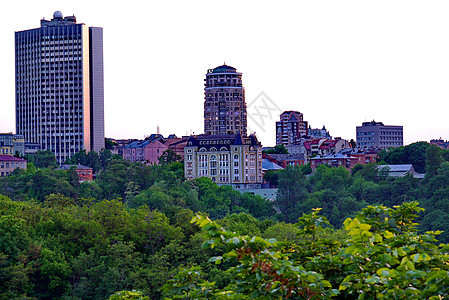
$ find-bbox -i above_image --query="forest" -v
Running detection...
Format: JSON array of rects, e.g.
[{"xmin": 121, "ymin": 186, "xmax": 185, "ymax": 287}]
[{"xmin": 0, "ymin": 141, "xmax": 449, "ymax": 299}]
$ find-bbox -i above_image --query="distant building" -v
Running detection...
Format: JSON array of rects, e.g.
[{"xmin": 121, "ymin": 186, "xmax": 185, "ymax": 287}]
[
  {"xmin": 264, "ymin": 153, "xmax": 306, "ymax": 168},
  {"xmin": 340, "ymin": 147, "xmax": 380, "ymax": 165},
  {"xmin": 310, "ymin": 153, "xmax": 359, "ymax": 171},
  {"xmin": 430, "ymin": 139, "xmax": 449, "ymax": 150},
  {"xmin": 317, "ymin": 139, "xmax": 351, "ymax": 156},
  {"xmin": 276, "ymin": 111, "xmax": 308, "ymax": 146},
  {"xmin": 57, "ymin": 164, "xmax": 93, "ymax": 181},
  {"xmin": 0, "ymin": 155, "xmax": 27, "ymax": 176},
  {"xmin": 122, "ymin": 135, "xmax": 188, "ymax": 164},
  {"xmin": 0, "ymin": 133, "xmax": 25, "ymax": 156},
  {"xmin": 377, "ymin": 164, "xmax": 424, "ymax": 179},
  {"xmin": 356, "ymin": 121, "xmax": 403, "ymax": 149},
  {"xmin": 184, "ymin": 134, "xmax": 263, "ymax": 188},
  {"xmin": 308, "ymin": 126, "xmax": 331, "ymax": 139},
  {"xmin": 302, "ymin": 138, "xmax": 351, "ymax": 159},
  {"xmin": 204, "ymin": 64, "xmax": 247, "ymax": 136},
  {"xmin": 16, "ymin": 11, "xmax": 104, "ymax": 163}
]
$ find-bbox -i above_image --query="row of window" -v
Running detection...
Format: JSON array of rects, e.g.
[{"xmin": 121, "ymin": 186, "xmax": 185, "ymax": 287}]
[{"xmin": 0, "ymin": 162, "xmax": 25, "ymax": 169}]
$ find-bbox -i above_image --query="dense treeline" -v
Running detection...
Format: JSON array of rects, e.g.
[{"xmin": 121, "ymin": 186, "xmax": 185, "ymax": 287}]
[
  {"xmin": 273, "ymin": 142, "xmax": 449, "ymax": 242},
  {"xmin": 1, "ymin": 142, "xmax": 449, "ymax": 298}
]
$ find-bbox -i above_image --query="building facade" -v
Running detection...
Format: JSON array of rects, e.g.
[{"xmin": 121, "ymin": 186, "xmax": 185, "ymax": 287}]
[
  {"xmin": 356, "ymin": 121, "xmax": 403, "ymax": 149},
  {"xmin": 184, "ymin": 134, "xmax": 263, "ymax": 188},
  {"xmin": 430, "ymin": 139, "xmax": 449, "ymax": 150},
  {"xmin": 0, "ymin": 155, "xmax": 27, "ymax": 177},
  {"xmin": 15, "ymin": 11, "xmax": 104, "ymax": 163},
  {"xmin": 204, "ymin": 64, "xmax": 247, "ymax": 136},
  {"xmin": 57, "ymin": 164, "xmax": 93, "ymax": 181},
  {"xmin": 276, "ymin": 111, "xmax": 308, "ymax": 146},
  {"xmin": 0, "ymin": 133, "xmax": 25, "ymax": 156}
]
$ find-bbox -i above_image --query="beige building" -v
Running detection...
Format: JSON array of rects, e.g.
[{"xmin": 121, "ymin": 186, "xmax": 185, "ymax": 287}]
[
  {"xmin": 184, "ymin": 134, "xmax": 263, "ymax": 188},
  {"xmin": 0, "ymin": 155, "xmax": 27, "ymax": 177}
]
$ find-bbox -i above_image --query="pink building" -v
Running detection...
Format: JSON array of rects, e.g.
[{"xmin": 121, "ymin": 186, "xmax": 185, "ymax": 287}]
[
  {"xmin": 0, "ymin": 155, "xmax": 27, "ymax": 176},
  {"xmin": 122, "ymin": 136, "xmax": 189, "ymax": 164},
  {"xmin": 310, "ymin": 153, "xmax": 359, "ymax": 171},
  {"xmin": 144, "ymin": 140, "xmax": 169, "ymax": 164}
]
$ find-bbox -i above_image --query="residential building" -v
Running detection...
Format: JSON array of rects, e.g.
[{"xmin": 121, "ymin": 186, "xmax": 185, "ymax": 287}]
[
  {"xmin": 264, "ymin": 153, "xmax": 306, "ymax": 168},
  {"xmin": 317, "ymin": 138, "xmax": 351, "ymax": 156},
  {"xmin": 15, "ymin": 11, "xmax": 104, "ymax": 163},
  {"xmin": 430, "ymin": 139, "xmax": 449, "ymax": 150},
  {"xmin": 377, "ymin": 164, "xmax": 425, "ymax": 179},
  {"xmin": 184, "ymin": 134, "xmax": 263, "ymax": 188},
  {"xmin": 302, "ymin": 138, "xmax": 350, "ymax": 159},
  {"xmin": 0, "ymin": 133, "xmax": 25, "ymax": 156},
  {"xmin": 0, "ymin": 155, "xmax": 27, "ymax": 176},
  {"xmin": 276, "ymin": 111, "xmax": 308, "ymax": 146},
  {"xmin": 340, "ymin": 147, "xmax": 380, "ymax": 165},
  {"xmin": 204, "ymin": 64, "xmax": 247, "ymax": 136},
  {"xmin": 122, "ymin": 135, "xmax": 188, "ymax": 164},
  {"xmin": 57, "ymin": 164, "xmax": 93, "ymax": 181},
  {"xmin": 356, "ymin": 121, "xmax": 403, "ymax": 149},
  {"xmin": 310, "ymin": 153, "xmax": 359, "ymax": 171},
  {"xmin": 308, "ymin": 126, "xmax": 331, "ymax": 139}
]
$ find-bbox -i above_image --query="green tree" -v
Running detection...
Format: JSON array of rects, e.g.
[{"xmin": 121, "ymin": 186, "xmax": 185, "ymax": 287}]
[
  {"xmin": 27, "ymin": 150, "xmax": 57, "ymax": 169},
  {"xmin": 159, "ymin": 149, "xmax": 182, "ymax": 165},
  {"xmin": 263, "ymin": 144, "xmax": 289, "ymax": 154},
  {"xmin": 425, "ymin": 144, "xmax": 443, "ymax": 178}
]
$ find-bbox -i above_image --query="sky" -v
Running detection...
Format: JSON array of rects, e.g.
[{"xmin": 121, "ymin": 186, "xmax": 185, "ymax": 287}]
[{"xmin": 1, "ymin": 0, "xmax": 449, "ymax": 146}]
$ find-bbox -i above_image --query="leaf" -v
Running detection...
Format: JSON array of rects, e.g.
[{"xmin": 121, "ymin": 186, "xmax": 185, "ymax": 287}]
[{"xmin": 384, "ymin": 230, "xmax": 394, "ymax": 239}]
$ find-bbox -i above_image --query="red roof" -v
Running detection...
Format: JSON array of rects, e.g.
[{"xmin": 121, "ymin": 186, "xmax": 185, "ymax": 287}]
[{"xmin": 0, "ymin": 155, "xmax": 26, "ymax": 162}]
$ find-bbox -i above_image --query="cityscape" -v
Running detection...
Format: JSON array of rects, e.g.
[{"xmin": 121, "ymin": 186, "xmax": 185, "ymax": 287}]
[
  {"xmin": 2, "ymin": 4, "xmax": 449, "ymax": 299},
  {"xmin": 1, "ymin": 11, "xmax": 447, "ymax": 181}
]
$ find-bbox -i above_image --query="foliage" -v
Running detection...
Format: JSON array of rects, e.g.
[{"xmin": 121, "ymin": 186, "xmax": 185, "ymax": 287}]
[
  {"xmin": 378, "ymin": 142, "xmax": 430, "ymax": 173},
  {"xmin": 27, "ymin": 150, "xmax": 57, "ymax": 169},
  {"xmin": 159, "ymin": 149, "xmax": 182, "ymax": 165},
  {"xmin": 165, "ymin": 203, "xmax": 449, "ymax": 299},
  {"xmin": 263, "ymin": 144, "xmax": 289, "ymax": 154}
]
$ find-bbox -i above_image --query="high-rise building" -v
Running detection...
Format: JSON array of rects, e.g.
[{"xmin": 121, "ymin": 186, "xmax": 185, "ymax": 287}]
[
  {"xmin": 204, "ymin": 64, "xmax": 247, "ymax": 136},
  {"xmin": 275, "ymin": 111, "xmax": 308, "ymax": 146},
  {"xmin": 15, "ymin": 11, "xmax": 104, "ymax": 163},
  {"xmin": 356, "ymin": 121, "xmax": 403, "ymax": 149}
]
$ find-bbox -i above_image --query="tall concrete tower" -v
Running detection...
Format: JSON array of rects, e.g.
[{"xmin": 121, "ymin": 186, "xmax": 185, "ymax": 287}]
[
  {"xmin": 15, "ymin": 11, "xmax": 104, "ymax": 163},
  {"xmin": 204, "ymin": 64, "xmax": 247, "ymax": 136}
]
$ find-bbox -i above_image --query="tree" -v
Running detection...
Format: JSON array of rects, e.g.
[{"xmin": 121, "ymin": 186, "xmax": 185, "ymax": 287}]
[
  {"xmin": 158, "ymin": 149, "xmax": 182, "ymax": 165},
  {"xmin": 27, "ymin": 150, "xmax": 57, "ymax": 169},
  {"xmin": 275, "ymin": 166, "xmax": 309, "ymax": 223},
  {"xmin": 263, "ymin": 144, "xmax": 289, "ymax": 154},
  {"xmin": 425, "ymin": 144, "xmax": 443, "ymax": 178}
]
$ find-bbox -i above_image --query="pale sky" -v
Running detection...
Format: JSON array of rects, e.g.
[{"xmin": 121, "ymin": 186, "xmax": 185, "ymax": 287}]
[{"xmin": 1, "ymin": 0, "xmax": 449, "ymax": 146}]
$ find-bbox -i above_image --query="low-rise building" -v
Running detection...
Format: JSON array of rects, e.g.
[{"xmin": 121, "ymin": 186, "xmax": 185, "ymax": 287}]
[
  {"xmin": 184, "ymin": 134, "xmax": 263, "ymax": 189},
  {"xmin": 340, "ymin": 147, "xmax": 380, "ymax": 165},
  {"xmin": 377, "ymin": 164, "xmax": 424, "ymax": 179},
  {"xmin": 264, "ymin": 153, "xmax": 306, "ymax": 168},
  {"xmin": 122, "ymin": 135, "xmax": 189, "ymax": 164},
  {"xmin": 0, "ymin": 133, "xmax": 25, "ymax": 156},
  {"xmin": 57, "ymin": 164, "xmax": 94, "ymax": 181},
  {"xmin": 0, "ymin": 155, "xmax": 27, "ymax": 176},
  {"xmin": 308, "ymin": 126, "xmax": 331, "ymax": 139},
  {"xmin": 310, "ymin": 153, "xmax": 359, "ymax": 171},
  {"xmin": 430, "ymin": 139, "xmax": 449, "ymax": 150}
]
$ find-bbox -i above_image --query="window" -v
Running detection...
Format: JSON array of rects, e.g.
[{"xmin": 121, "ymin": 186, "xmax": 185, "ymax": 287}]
[{"xmin": 210, "ymin": 155, "xmax": 217, "ymax": 176}]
